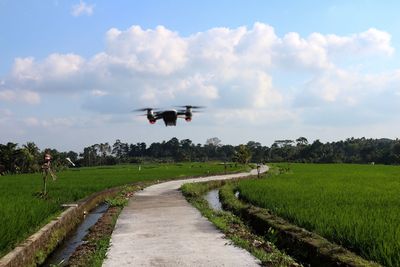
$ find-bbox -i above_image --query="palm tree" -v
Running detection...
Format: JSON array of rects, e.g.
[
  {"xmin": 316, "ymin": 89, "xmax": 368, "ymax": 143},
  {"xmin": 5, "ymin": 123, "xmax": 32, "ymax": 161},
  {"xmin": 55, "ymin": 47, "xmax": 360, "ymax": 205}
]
[{"xmin": 22, "ymin": 142, "xmax": 40, "ymax": 172}]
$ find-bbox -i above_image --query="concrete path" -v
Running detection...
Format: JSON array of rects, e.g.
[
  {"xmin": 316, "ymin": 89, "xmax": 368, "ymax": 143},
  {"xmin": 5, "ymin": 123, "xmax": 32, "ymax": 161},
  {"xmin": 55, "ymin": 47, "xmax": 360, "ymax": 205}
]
[{"xmin": 103, "ymin": 166, "xmax": 268, "ymax": 267}]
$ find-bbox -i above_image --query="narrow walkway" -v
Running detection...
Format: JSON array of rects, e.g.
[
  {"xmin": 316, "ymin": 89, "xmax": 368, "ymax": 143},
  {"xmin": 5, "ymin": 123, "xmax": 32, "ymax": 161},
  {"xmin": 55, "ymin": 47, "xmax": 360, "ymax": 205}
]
[{"xmin": 103, "ymin": 166, "xmax": 268, "ymax": 267}]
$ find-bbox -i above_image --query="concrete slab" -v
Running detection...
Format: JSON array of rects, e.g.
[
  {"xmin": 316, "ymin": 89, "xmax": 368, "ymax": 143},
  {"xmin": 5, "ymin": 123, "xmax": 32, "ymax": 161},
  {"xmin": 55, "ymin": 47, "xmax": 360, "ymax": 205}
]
[{"xmin": 103, "ymin": 166, "xmax": 267, "ymax": 267}]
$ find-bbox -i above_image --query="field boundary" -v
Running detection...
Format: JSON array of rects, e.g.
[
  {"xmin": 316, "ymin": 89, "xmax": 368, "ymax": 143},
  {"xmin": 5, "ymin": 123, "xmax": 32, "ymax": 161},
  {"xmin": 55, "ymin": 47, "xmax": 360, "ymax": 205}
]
[
  {"xmin": 219, "ymin": 183, "xmax": 381, "ymax": 267},
  {"xmin": 0, "ymin": 187, "xmax": 121, "ymax": 267},
  {"xmin": 0, "ymin": 165, "xmax": 251, "ymax": 267}
]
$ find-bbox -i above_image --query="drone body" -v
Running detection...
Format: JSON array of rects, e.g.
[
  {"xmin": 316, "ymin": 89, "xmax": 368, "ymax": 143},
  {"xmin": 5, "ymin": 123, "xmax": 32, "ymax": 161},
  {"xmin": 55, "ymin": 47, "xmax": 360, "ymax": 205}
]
[{"xmin": 136, "ymin": 105, "xmax": 203, "ymax": 126}]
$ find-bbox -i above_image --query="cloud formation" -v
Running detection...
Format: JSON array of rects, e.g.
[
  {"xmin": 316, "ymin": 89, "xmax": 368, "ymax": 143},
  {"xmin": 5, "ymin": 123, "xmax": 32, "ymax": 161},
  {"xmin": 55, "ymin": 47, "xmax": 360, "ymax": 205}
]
[
  {"xmin": 0, "ymin": 89, "xmax": 40, "ymax": 104},
  {"xmin": 71, "ymin": 1, "xmax": 94, "ymax": 17},
  {"xmin": 1, "ymin": 23, "xmax": 398, "ymax": 130}
]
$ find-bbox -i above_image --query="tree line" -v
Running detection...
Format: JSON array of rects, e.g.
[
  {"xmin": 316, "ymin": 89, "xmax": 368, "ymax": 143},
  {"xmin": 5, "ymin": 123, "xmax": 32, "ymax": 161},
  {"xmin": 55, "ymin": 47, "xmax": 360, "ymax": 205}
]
[{"xmin": 1, "ymin": 136, "xmax": 400, "ymax": 175}]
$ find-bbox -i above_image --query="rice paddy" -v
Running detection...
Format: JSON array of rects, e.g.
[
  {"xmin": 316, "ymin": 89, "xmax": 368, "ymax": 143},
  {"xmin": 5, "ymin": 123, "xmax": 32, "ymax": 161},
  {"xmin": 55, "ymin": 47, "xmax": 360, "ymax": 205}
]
[
  {"xmin": 0, "ymin": 162, "xmax": 242, "ymax": 256},
  {"xmin": 237, "ymin": 163, "xmax": 400, "ymax": 267}
]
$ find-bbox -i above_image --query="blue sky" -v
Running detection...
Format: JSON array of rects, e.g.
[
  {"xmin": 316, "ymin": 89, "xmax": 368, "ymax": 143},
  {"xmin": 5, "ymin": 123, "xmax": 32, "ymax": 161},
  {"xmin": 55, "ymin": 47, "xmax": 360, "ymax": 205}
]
[{"xmin": 1, "ymin": 0, "xmax": 400, "ymax": 151}]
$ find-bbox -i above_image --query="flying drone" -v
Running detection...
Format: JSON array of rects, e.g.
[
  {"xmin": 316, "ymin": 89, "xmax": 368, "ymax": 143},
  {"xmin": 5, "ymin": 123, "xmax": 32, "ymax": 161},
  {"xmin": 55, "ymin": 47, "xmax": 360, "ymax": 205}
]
[{"xmin": 135, "ymin": 105, "xmax": 204, "ymax": 126}]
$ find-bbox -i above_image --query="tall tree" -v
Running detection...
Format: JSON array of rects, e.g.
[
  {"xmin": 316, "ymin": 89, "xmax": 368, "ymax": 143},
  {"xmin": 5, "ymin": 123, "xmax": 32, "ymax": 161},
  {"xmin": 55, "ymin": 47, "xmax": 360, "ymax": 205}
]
[
  {"xmin": 112, "ymin": 139, "xmax": 128, "ymax": 162},
  {"xmin": 0, "ymin": 142, "xmax": 19, "ymax": 173},
  {"xmin": 80, "ymin": 145, "xmax": 98, "ymax": 166},
  {"xmin": 21, "ymin": 142, "xmax": 40, "ymax": 172},
  {"xmin": 233, "ymin": 144, "xmax": 252, "ymax": 164},
  {"xmin": 296, "ymin": 137, "xmax": 309, "ymax": 146},
  {"xmin": 98, "ymin": 143, "xmax": 111, "ymax": 165},
  {"xmin": 206, "ymin": 137, "xmax": 222, "ymax": 147}
]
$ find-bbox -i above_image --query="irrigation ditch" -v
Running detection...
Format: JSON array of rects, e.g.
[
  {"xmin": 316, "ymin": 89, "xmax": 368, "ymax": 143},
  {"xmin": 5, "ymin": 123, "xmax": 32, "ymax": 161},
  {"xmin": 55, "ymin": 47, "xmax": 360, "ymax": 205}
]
[
  {"xmin": 181, "ymin": 178, "xmax": 381, "ymax": 267},
  {"xmin": 42, "ymin": 202, "xmax": 109, "ymax": 266},
  {"xmin": 2, "ymin": 165, "xmax": 380, "ymax": 267},
  {"xmin": 0, "ymin": 167, "xmax": 251, "ymax": 267},
  {"xmin": 0, "ymin": 182, "xmax": 150, "ymax": 267},
  {"xmin": 181, "ymin": 178, "xmax": 299, "ymax": 266}
]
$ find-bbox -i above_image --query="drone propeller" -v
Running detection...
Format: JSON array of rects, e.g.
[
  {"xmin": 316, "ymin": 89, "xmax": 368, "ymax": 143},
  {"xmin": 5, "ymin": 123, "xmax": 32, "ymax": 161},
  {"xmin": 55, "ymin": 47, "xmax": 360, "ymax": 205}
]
[
  {"xmin": 133, "ymin": 107, "xmax": 157, "ymax": 112},
  {"xmin": 175, "ymin": 105, "xmax": 205, "ymax": 109},
  {"xmin": 178, "ymin": 109, "xmax": 203, "ymax": 113}
]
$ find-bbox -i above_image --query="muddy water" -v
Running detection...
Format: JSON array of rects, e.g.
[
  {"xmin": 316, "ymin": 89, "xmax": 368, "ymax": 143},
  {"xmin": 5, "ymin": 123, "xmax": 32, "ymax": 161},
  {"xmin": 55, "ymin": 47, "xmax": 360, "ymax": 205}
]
[
  {"xmin": 204, "ymin": 189, "xmax": 223, "ymax": 211},
  {"xmin": 42, "ymin": 203, "xmax": 109, "ymax": 267}
]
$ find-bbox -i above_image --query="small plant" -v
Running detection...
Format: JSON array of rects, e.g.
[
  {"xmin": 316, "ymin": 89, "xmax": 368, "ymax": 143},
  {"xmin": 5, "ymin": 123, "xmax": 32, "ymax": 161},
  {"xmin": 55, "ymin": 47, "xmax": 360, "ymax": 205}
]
[
  {"xmin": 266, "ymin": 227, "xmax": 278, "ymax": 244},
  {"xmin": 49, "ymin": 259, "xmax": 65, "ymax": 267},
  {"xmin": 105, "ymin": 196, "xmax": 128, "ymax": 207}
]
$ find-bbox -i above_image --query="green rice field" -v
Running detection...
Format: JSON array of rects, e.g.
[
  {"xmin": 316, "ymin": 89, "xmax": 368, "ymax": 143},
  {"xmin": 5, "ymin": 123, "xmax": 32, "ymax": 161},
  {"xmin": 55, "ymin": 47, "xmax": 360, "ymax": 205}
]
[
  {"xmin": 237, "ymin": 163, "xmax": 400, "ymax": 267},
  {"xmin": 0, "ymin": 162, "xmax": 243, "ymax": 256}
]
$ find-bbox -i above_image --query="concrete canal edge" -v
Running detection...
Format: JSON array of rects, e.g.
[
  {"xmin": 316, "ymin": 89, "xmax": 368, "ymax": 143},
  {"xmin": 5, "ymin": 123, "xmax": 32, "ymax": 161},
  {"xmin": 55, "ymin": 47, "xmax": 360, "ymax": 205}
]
[
  {"xmin": 0, "ymin": 187, "xmax": 121, "ymax": 267},
  {"xmin": 0, "ymin": 167, "xmax": 266, "ymax": 267}
]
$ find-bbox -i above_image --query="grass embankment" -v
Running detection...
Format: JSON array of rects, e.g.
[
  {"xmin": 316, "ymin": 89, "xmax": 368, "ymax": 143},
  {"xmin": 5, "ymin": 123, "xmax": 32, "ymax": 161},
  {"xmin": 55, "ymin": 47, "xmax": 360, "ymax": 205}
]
[
  {"xmin": 181, "ymin": 180, "xmax": 299, "ymax": 266},
  {"xmin": 237, "ymin": 163, "xmax": 400, "ymax": 267},
  {"xmin": 0, "ymin": 162, "xmax": 244, "ymax": 257}
]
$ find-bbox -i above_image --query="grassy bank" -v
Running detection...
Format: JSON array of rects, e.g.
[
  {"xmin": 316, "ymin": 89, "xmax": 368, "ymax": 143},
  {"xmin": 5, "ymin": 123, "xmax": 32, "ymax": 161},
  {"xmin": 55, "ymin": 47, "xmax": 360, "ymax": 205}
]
[
  {"xmin": 0, "ymin": 162, "xmax": 243, "ymax": 256},
  {"xmin": 237, "ymin": 163, "xmax": 400, "ymax": 267},
  {"xmin": 181, "ymin": 180, "xmax": 299, "ymax": 266}
]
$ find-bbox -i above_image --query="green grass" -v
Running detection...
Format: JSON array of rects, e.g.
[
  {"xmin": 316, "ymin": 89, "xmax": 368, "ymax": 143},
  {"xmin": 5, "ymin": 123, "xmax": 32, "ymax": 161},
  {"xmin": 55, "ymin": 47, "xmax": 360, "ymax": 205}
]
[
  {"xmin": 0, "ymin": 162, "xmax": 243, "ymax": 256},
  {"xmin": 237, "ymin": 163, "xmax": 400, "ymax": 267},
  {"xmin": 181, "ymin": 180, "xmax": 298, "ymax": 266}
]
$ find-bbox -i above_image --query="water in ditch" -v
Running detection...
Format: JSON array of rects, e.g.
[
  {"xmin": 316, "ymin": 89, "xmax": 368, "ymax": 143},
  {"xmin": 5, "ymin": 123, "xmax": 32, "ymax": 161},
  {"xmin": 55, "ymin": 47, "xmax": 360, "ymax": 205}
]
[
  {"xmin": 42, "ymin": 202, "xmax": 109, "ymax": 267},
  {"xmin": 204, "ymin": 189, "xmax": 222, "ymax": 211}
]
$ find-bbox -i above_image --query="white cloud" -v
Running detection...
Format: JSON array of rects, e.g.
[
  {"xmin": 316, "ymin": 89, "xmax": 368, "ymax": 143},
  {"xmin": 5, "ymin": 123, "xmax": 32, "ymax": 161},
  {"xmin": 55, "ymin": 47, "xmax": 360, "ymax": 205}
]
[
  {"xmin": 104, "ymin": 25, "xmax": 188, "ymax": 75},
  {"xmin": 234, "ymin": 22, "xmax": 277, "ymax": 67},
  {"xmin": 292, "ymin": 67, "xmax": 400, "ymax": 128},
  {"xmin": 11, "ymin": 57, "xmax": 38, "ymax": 81},
  {"xmin": 0, "ymin": 108, "xmax": 12, "ymax": 117},
  {"xmin": 177, "ymin": 74, "xmax": 219, "ymax": 100},
  {"xmin": 91, "ymin": 89, "xmax": 108, "ymax": 96},
  {"xmin": 11, "ymin": 54, "xmax": 84, "ymax": 82},
  {"xmin": 0, "ymin": 109, "xmax": 13, "ymax": 124},
  {"xmin": 71, "ymin": 1, "xmax": 94, "ymax": 17},
  {"xmin": 20, "ymin": 116, "xmax": 77, "ymax": 129},
  {"xmin": 358, "ymin": 28, "xmax": 394, "ymax": 55},
  {"xmin": 309, "ymin": 28, "xmax": 393, "ymax": 56},
  {"xmin": 42, "ymin": 117, "xmax": 75, "ymax": 128},
  {"xmin": 0, "ymin": 89, "xmax": 40, "ymax": 104},
  {"xmin": 44, "ymin": 53, "xmax": 85, "ymax": 77},
  {"xmin": 23, "ymin": 117, "xmax": 40, "ymax": 126},
  {"xmin": 277, "ymin": 32, "xmax": 332, "ymax": 70},
  {"xmin": 1, "ymin": 23, "xmax": 398, "ymax": 130},
  {"xmin": 21, "ymin": 90, "xmax": 41, "ymax": 104},
  {"xmin": 213, "ymin": 108, "xmax": 297, "ymax": 126},
  {"xmin": 0, "ymin": 90, "xmax": 15, "ymax": 101},
  {"xmin": 295, "ymin": 68, "xmax": 400, "ymax": 107}
]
